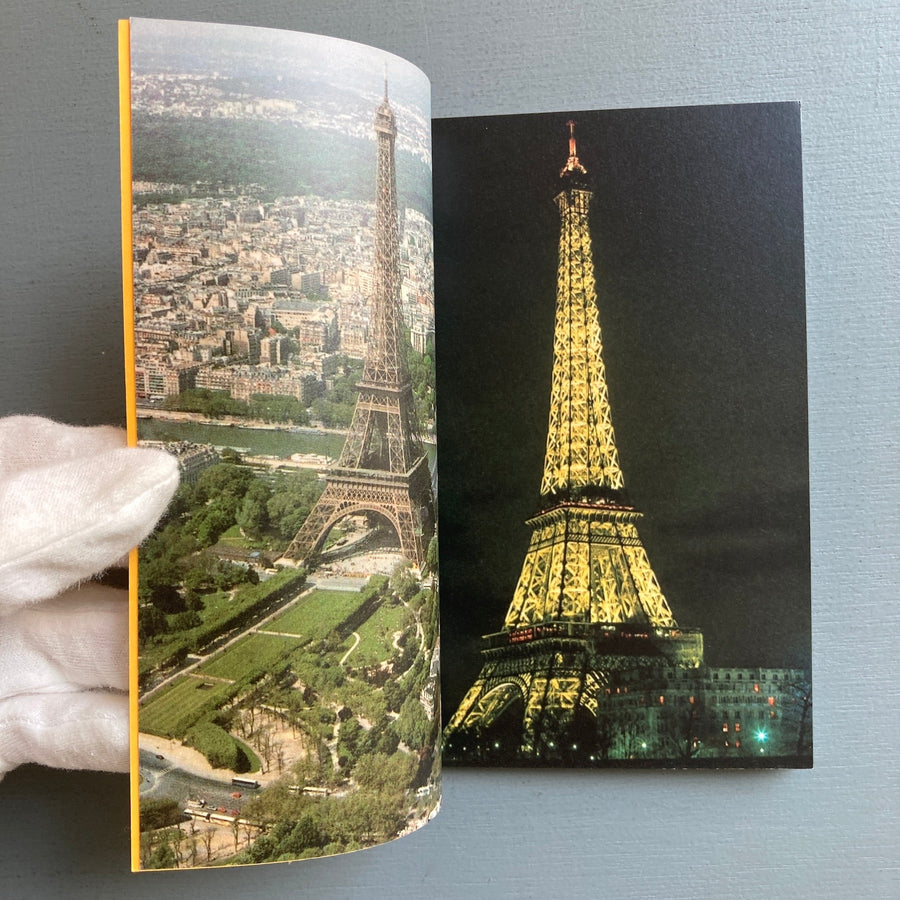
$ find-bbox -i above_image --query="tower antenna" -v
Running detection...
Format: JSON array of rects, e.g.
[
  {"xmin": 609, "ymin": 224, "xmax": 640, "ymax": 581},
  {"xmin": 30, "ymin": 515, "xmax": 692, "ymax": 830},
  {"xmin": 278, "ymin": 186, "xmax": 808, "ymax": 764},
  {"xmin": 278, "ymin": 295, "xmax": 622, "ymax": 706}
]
[{"xmin": 560, "ymin": 119, "xmax": 587, "ymax": 178}]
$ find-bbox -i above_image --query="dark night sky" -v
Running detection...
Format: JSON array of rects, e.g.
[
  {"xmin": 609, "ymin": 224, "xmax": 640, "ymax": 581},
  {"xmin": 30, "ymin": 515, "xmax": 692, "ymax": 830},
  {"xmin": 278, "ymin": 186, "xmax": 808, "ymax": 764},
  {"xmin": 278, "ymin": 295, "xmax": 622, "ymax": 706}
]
[{"xmin": 432, "ymin": 103, "xmax": 810, "ymax": 719}]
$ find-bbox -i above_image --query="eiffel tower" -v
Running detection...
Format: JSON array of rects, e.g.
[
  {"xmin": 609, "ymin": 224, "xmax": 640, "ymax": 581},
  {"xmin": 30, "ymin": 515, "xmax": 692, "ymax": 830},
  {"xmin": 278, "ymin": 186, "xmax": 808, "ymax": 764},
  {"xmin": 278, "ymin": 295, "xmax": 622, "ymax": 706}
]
[
  {"xmin": 444, "ymin": 123, "xmax": 703, "ymax": 762},
  {"xmin": 282, "ymin": 80, "xmax": 434, "ymax": 569}
]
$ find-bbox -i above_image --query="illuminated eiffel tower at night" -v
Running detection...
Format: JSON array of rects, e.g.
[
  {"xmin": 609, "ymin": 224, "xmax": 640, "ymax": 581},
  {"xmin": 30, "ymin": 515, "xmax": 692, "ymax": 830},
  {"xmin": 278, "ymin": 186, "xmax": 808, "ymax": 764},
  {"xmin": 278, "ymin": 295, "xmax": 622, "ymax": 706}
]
[
  {"xmin": 283, "ymin": 80, "xmax": 434, "ymax": 569},
  {"xmin": 444, "ymin": 123, "xmax": 705, "ymax": 763}
]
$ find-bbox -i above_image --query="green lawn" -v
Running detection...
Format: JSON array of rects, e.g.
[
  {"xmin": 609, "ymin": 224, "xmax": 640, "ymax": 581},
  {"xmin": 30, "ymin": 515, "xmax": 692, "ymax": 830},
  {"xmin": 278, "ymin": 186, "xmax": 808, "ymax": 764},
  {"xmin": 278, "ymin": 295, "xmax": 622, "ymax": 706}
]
[
  {"xmin": 198, "ymin": 632, "xmax": 301, "ymax": 682},
  {"xmin": 216, "ymin": 524, "xmax": 269, "ymax": 551},
  {"xmin": 349, "ymin": 601, "xmax": 412, "ymax": 666},
  {"xmin": 140, "ymin": 676, "xmax": 237, "ymax": 738},
  {"xmin": 267, "ymin": 589, "xmax": 369, "ymax": 640},
  {"xmin": 140, "ymin": 587, "xmax": 405, "ymax": 744},
  {"xmin": 139, "ymin": 568, "xmax": 307, "ymax": 679}
]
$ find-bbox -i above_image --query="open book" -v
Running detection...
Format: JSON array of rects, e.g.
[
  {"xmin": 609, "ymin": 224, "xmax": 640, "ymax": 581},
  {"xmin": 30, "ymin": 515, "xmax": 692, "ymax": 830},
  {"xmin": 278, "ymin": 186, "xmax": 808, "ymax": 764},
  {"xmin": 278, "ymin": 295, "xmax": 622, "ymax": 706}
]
[{"xmin": 120, "ymin": 18, "xmax": 811, "ymax": 871}]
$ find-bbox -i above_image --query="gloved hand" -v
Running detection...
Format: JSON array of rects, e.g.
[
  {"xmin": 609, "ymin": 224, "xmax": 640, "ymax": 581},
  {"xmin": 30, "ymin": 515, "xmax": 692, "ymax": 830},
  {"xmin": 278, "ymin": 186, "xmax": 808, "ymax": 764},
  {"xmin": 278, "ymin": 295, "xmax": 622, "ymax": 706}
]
[{"xmin": 0, "ymin": 416, "xmax": 178, "ymax": 780}]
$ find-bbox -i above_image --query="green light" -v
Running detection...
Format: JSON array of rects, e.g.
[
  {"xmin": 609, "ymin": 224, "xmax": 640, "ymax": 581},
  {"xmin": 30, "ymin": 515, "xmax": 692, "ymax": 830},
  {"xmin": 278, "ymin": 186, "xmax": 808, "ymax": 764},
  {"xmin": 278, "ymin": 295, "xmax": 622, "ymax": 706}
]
[{"xmin": 756, "ymin": 730, "xmax": 768, "ymax": 742}]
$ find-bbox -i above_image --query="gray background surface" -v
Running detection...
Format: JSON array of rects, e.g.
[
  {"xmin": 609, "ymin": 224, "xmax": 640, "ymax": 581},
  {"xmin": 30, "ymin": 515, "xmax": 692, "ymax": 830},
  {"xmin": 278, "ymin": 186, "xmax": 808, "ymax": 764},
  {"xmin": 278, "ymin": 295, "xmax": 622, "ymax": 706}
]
[{"xmin": 0, "ymin": 1, "xmax": 896, "ymax": 897}]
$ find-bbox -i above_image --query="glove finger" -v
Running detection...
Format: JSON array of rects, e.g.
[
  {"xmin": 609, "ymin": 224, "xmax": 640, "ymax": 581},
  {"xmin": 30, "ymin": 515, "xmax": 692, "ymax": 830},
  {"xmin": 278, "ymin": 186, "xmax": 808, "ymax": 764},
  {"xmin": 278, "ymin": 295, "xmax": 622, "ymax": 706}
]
[
  {"xmin": 0, "ymin": 442, "xmax": 178, "ymax": 608},
  {"xmin": 0, "ymin": 689, "xmax": 128, "ymax": 780},
  {"xmin": 0, "ymin": 584, "xmax": 128, "ymax": 697},
  {"xmin": 0, "ymin": 416, "xmax": 125, "ymax": 477}
]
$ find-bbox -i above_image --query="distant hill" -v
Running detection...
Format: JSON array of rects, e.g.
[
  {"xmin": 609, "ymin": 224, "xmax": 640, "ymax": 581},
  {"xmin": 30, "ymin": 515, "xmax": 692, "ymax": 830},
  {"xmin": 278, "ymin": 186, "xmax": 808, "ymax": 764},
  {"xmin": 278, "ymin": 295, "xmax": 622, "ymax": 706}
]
[{"xmin": 132, "ymin": 115, "xmax": 433, "ymax": 219}]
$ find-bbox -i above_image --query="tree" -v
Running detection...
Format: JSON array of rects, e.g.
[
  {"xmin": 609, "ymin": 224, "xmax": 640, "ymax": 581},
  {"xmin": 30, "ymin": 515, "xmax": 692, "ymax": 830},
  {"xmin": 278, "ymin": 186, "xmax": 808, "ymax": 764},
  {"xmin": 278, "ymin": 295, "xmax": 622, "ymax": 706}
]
[
  {"xmin": 782, "ymin": 675, "xmax": 813, "ymax": 758},
  {"xmin": 267, "ymin": 470, "xmax": 325, "ymax": 541},
  {"xmin": 161, "ymin": 481, "xmax": 197, "ymax": 523},
  {"xmin": 138, "ymin": 556, "xmax": 184, "ymax": 612},
  {"xmin": 138, "ymin": 604, "xmax": 169, "ymax": 641},
  {"xmin": 187, "ymin": 830, "xmax": 199, "ymax": 867},
  {"xmin": 142, "ymin": 519, "xmax": 197, "ymax": 566},
  {"xmin": 192, "ymin": 502, "xmax": 233, "ymax": 546},
  {"xmin": 390, "ymin": 562, "xmax": 419, "ymax": 604},
  {"xmin": 310, "ymin": 397, "xmax": 354, "ymax": 428},
  {"xmin": 657, "ymin": 702, "xmax": 704, "ymax": 761},
  {"xmin": 597, "ymin": 712, "xmax": 658, "ymax": 759},
  {"xmin": 194, "ymin": 462, "xmax": 254, "ymax": 506},
  {"xmin": 338, "ymin": 717, "xmax": 364, "ymax": 767},
  {"xmin": 353, "ymin": 751, "xmax": 416, "ymax": 794},
  {"xmin": 382, "ymin": 679, "xmax": 407, "ymax": 713},
  {"xmin": 281, "ymin": 815, "xmax": 323, "ymax": 855},
  {"xmin": 171, "ymin": 610, "xmax": 202, "ymax": 631},
  {"xmin": 247, "ymin": 392, "xmax": 310, "ymax": 425},
  {"xmin": 396, "ymin": 694, "xmax": 431, "ymax": 750},
  {"xmin": 146, "ymin": 839, "xmax": 176, "ymax": 870},
  {"xmin": 255, "ymin": 727, "xmax": 274, "ymax": 773},
  {"xmin": 375, "ymin": 725, "xmax": 401, "ymax": 756},
  {"xmin": 139, "ymin": 797, "xmax": 182, "ymax": 831},
  {"xmin": 248, "ymin": 833, "xmax": 276, "ymax": 863},
  {"xmin": 184, "ymin": 720, "xmax": 251, "ymax": 771},
  {"xmin": 419, "ymin": 590, "xmax": 439, "ymax": 649},
  {"xmin": 423, "ymin": 536, "xmax": 438, "ymax": 579},
  {"xmin": 236, "ymin": 479, "xmax": 271, "ymax": 538},
  {"xmin": 405, "ymin": 338, "xmax": 436, "ymax": 428},
  {"xmin": 327, "ymin": 791, "xmax": 407, "ymax": 844},
  {"xmin": 201, "ymin": 827, "xmax": 215, "ymax": 863},
  {"xmin": 162, "ymin": 387, "xmax": 248, "ymax": 419}
]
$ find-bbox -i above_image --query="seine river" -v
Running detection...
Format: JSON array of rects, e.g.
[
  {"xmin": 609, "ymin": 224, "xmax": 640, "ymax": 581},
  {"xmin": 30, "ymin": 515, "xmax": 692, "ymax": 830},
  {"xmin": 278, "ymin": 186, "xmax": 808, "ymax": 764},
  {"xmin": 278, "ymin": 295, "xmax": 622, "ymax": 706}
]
[
  {"xmin": 139, "ymin": 416, "xmax": 436, "ymax": 471},
  {"xmin": 139, "ymin": 417, "xmax": 348, "ymax": 460}
]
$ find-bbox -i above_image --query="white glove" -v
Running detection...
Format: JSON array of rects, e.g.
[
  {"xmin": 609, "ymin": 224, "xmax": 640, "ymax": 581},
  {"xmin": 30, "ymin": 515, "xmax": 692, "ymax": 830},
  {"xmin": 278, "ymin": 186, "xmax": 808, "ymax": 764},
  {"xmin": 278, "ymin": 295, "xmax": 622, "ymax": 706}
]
[{"xmin": 0, "ymin": 416, "xmax": 178, "ymax": 780}]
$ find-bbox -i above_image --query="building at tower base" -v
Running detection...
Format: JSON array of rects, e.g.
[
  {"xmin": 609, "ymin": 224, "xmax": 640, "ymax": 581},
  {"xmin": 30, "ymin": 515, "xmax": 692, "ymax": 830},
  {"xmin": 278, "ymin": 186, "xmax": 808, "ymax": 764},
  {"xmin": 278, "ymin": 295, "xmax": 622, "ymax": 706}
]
[{"xmin": 445, "ymin": 653, "xmax": 811, "ymax": 767}]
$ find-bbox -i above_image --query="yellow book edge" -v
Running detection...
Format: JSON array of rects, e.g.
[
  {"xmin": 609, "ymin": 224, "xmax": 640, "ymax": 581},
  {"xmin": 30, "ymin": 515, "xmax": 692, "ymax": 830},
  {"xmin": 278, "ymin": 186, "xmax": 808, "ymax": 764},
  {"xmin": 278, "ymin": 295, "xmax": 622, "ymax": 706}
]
[{"xmin": 117, "ymin": 18, "xmax": 143, "ymax": 874}]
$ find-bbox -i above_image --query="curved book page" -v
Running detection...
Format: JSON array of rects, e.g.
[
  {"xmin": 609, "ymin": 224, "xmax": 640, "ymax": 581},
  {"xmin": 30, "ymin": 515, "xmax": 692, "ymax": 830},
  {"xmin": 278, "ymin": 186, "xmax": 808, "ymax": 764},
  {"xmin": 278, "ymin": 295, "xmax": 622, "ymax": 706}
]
[{"xmin": 120, "ymin": 18, "xmax": 438, "ymax": 871}]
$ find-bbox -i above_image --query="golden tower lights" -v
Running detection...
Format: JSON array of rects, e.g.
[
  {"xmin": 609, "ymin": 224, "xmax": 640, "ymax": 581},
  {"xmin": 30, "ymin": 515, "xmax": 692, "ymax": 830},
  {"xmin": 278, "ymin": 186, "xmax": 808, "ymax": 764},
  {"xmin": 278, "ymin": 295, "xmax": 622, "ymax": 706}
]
[{"xmin": 445, "ymin": 124, "xmax": 701, "ymax": 760}]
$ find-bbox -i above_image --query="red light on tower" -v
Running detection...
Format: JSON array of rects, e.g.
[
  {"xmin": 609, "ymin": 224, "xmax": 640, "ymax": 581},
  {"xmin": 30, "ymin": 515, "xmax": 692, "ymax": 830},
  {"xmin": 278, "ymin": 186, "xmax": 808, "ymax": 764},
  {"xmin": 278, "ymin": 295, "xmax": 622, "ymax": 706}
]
[{"xmin": 560, "ymin": 120, "xmax": 587, "ymax": 178}]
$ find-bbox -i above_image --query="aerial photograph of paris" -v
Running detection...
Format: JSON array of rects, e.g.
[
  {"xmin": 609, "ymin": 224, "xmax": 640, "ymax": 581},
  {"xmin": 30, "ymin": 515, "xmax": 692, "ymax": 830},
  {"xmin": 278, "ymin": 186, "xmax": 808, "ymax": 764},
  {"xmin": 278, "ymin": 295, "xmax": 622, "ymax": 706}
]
[
  {"xmin": 126, "ymin": 20, "xmax": 439, "ymax": 868},
  {"xmin": 434, "ymin": 103, "xmax": 812, "ymax": 770}
]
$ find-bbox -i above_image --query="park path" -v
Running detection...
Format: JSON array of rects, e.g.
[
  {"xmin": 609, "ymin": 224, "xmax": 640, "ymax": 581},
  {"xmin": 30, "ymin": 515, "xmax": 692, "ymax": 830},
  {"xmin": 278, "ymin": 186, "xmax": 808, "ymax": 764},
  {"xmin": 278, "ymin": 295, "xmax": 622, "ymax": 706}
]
[
  {"xmin": 339, "ymin": 631, "xmax": 361, "ymax": 666},
  {"xmin": 141, "ymin": 580, "xmax": 319, "ymax": 702}
]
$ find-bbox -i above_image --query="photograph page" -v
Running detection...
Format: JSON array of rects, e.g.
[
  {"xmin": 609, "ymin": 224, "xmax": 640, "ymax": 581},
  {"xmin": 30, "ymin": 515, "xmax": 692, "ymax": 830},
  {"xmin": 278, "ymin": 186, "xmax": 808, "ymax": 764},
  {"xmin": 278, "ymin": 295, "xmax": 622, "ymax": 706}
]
[
  {"xmin": 434, "ymin": 104, "xmax": 812, "ymax": 770},
  {"xmin": 121, "ymin": 18, "xmax": 439, "ymax": 870}
]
